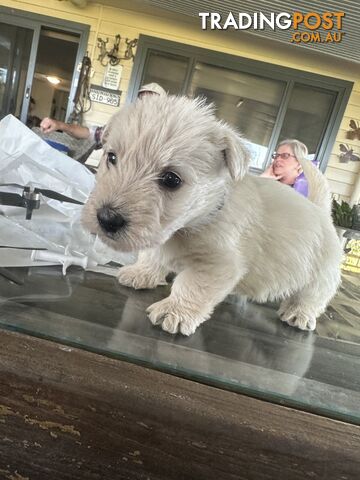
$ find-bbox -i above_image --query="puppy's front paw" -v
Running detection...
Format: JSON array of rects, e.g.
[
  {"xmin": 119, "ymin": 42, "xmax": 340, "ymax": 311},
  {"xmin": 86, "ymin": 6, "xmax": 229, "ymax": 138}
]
[
  {"xmin": 117, "ymin": 265, "xmax": 166, "ymax": 290},
  {"xmin": 146, "ymin": 297, "xmax": 208, "ymax": 336},
  {"xmin": 278, "ymin": 305, "xmax": 316, "ymax": 331}
]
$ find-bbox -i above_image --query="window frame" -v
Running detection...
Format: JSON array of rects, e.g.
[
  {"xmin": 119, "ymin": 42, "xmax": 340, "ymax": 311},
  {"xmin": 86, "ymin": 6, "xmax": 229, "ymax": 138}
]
[{"xmin": 128, "ymin": 35, "xmax": 353, "ymax": 173}]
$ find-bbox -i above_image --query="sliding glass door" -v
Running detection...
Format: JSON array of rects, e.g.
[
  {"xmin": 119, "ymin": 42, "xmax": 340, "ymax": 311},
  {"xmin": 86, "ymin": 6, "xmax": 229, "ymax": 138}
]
[
  {"xmin": 0, "ymin": 18, "xmax": 40, "ymax": 123},
  {"xmin": 0, "ymin": 6, "xmax": 89, "ymax": 126}
]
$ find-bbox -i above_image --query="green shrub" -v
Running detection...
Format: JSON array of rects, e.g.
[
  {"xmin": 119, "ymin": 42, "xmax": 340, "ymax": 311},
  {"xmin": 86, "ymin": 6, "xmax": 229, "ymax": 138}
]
[{"xmin": 332, "ymin": 198, "xmax": 356, "ymax": 229}]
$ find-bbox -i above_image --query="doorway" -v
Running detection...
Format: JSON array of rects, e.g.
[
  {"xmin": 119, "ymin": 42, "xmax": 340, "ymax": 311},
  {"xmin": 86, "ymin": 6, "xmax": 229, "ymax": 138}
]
[
  {"xmin": 29, "ymin": 28, "xmax": 80, "ymax": 128},
  {"xmin": 0, "ymin": 6, "xmax": 89, "ymax": 125}
]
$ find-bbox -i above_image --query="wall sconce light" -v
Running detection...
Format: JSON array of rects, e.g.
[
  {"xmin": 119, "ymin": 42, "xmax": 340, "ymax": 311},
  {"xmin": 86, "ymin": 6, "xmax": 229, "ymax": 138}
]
[{"xmin": 97, "ymin": 34, "xmax": 138, "ymax": 66}]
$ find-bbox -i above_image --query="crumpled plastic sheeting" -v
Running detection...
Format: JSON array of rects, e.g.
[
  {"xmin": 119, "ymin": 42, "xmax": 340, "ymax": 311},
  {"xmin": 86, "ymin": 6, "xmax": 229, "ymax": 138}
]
[
  {"xmin": 0, "ymin": 115, "xmax": 135, "ymax": 270},
  {"xmin": 1, "ymin": 115, "xmax": 93, "ymax": 205}
]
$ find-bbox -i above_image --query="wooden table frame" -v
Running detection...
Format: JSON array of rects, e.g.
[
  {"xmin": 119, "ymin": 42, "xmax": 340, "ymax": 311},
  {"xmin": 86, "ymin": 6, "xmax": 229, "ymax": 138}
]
[{"xmin": 0, "ymin": 330, "xmax": 359, "ymax": 479}]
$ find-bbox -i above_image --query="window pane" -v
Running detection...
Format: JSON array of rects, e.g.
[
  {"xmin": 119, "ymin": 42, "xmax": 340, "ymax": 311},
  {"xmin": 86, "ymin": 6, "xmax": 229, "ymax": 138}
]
[
  {"xmin": 278, "ymin": 84, "xmax": 337, "ymax": 158},
  {"xmin": 0, "ymin": 23, "xmax": 33, "ymax": 121},
  {"xmin": 141, "ymin": 50, "xmax": 189, "ymax": 94},
  {"xmin": 188, "ymin": 62, "xmax": 286, "ymax": 169}
]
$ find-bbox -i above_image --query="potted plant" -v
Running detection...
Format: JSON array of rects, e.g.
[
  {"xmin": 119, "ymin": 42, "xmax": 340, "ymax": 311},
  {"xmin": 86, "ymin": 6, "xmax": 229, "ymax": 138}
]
[{"xmin": 331, "ymin": 199, "xmax": 359, "ymax": 246}]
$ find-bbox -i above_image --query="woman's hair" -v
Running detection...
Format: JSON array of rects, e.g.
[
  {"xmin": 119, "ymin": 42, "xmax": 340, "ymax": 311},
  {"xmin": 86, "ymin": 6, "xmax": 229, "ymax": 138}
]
[{"xmin": 277, "ymin": 139, "xmax": 308, "ymax": 162}]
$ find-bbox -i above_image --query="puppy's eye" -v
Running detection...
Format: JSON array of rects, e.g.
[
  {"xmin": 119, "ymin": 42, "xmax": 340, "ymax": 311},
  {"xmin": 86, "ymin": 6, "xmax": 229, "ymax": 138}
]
[
  {"xmin": 106, "ymin": 152, "xmax": 117, "ymax": 167},
  {"xmin": 160, "ymin": 171, "xmax": 182, "ymax": 189}
]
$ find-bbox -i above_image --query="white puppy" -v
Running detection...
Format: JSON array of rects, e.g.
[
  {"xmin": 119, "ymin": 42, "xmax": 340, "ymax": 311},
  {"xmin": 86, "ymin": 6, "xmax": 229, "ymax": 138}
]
[{"xmin": 82, "ymin": 94, "xmax": 342, "ymax": 335}]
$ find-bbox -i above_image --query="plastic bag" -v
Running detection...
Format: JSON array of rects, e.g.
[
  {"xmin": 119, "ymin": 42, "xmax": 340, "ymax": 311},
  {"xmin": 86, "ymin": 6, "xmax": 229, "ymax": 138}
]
[{"xmin": 0, "ymin": 115, "xmax": 135, "ymax": 271}]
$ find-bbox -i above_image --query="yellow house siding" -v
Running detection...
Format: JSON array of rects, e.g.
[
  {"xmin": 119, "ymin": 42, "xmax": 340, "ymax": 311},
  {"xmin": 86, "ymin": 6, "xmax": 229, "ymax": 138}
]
[
  {"xmin": 1, "ymin": 0, "xmax": 99, "ymax": 60},
  {"xmin": 2, "ymin": 0, "xmax": 360, "ymax": 202},
  {"xmin": 327, "ymin": 88, "xmax": 360, "ymax": 202}
]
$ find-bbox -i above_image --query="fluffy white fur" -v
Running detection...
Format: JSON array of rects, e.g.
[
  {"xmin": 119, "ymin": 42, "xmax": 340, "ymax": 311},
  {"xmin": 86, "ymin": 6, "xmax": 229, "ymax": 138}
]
[{"xmin": 82, "ymin": 94, "xmax": 343, "ymax": 335}]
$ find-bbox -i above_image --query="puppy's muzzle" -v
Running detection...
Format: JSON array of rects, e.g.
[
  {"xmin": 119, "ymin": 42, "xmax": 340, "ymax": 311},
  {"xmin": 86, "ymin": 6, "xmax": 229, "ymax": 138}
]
[{"xmin": 97, "ymin": 205, "xmax": 126, "ymax": 235}]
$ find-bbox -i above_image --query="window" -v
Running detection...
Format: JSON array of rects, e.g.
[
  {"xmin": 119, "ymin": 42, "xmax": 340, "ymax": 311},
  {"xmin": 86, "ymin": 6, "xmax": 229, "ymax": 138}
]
[
  {"xmin": 278, "ymin": 83, "xmax": 337, "ymax": 158},
  {"xmin": 141, "ymin": 50, "xmax": 189, "ymax": 94},
  {"xmin": 129, "ymin": 36, "xmax": 352, "ymax": 172},
  {"xmin": 189, "ymin": 62, "xmax": 286, "ymax": 168}
]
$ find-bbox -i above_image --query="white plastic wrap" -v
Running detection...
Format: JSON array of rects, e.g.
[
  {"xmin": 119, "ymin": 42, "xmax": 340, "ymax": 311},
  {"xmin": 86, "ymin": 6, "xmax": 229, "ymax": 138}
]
[{"xmin": 0, "ymin": 115, "xmax": 135, "ymax": 271}]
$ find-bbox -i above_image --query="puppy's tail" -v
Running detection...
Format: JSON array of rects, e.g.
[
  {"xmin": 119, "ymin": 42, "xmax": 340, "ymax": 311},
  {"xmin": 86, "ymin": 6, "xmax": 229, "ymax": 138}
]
[{"xmin": 297, "ymin": 158, "xmax": 332, "ymax": 214}]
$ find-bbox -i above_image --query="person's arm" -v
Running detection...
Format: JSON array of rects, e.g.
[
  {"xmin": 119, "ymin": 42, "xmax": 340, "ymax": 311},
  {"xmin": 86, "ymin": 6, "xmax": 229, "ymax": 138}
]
[{"xmin": 40, "ymin": 117, "xmax": 90, "ymax": 140}]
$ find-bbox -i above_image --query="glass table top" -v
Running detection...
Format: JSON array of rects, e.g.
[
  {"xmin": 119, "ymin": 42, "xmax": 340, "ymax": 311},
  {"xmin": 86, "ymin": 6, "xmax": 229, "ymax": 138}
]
[{"xmin": 0, "ymin": 265, "xmax": 359, "ymax": 424}]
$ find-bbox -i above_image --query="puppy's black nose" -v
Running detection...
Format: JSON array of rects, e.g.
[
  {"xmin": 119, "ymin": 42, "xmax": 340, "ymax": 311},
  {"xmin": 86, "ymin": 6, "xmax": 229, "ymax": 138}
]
[{"xmin": 97, "ymin": 206, "xmax": 126, "ymax": 234}]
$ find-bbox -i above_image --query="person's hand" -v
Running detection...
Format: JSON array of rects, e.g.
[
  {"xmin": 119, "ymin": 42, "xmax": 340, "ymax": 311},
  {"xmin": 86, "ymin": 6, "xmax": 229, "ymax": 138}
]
[
  {"xmin": 40, "ymin": 117, "xmax": 62, "ymax": 134},
  {"xmin": 260, "ymin": 163, "xmax": 283, "ymax": 180}
]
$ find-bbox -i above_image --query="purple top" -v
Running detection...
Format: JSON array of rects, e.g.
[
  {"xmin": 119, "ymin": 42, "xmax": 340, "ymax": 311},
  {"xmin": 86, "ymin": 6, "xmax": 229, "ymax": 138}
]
[{"xmin": 293, "ymin": 160, "xmax": 319, "ymax": 198}]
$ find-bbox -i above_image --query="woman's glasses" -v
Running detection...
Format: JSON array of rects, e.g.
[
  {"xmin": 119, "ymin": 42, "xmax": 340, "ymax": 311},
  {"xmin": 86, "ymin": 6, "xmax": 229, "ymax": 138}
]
[{"xmin": 272, "ymin": 153, "xmax": 296, "ymax": 160}]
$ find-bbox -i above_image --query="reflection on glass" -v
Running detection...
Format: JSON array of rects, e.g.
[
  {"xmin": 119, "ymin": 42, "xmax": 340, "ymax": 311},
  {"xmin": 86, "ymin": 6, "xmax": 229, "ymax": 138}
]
[
  {"xmin": 188, "ymin": 62, "xmax": 286, "ymax": 169},
  {"xmin": 0, "ymin": 23, "xmax": 33, "ymax": 121},
  {"xmin": 141, "ymin": 50, "xmax": 189, "ymax": 95},
  {"xmin": 278, "ymin": 83, "xmax": 336, "ymax": 156},
  {"xmin": 0, "ymin": 266, "xmax": 359, "ymax": 424}
]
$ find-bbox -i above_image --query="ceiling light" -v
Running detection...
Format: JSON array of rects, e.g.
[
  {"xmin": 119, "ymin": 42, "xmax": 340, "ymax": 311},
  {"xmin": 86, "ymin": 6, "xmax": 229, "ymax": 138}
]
[{"xmin": 46, "ymin": 76, "xmax": 61, "ymax": 85}]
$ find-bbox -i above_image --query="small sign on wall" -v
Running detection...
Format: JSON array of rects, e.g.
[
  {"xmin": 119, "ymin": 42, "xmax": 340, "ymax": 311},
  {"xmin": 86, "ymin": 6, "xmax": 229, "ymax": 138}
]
[
  {"xmin": 102, "ymin": 64, "xmax": 123, "ymax": 90},
  {"xmin": 90, "ymin": 84, "xmax": 121, "ymax": 107}
]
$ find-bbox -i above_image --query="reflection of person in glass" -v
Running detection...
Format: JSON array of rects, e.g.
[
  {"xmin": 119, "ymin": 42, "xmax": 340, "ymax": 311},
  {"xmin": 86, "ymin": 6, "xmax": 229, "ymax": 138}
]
[{"xmin": 261, "ymin": 139, "xmax": 318, "ymax": 198}]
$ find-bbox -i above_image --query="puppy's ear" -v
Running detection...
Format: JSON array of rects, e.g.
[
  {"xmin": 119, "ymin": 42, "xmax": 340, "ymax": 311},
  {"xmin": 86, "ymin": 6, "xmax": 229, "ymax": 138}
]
[{"xmin": 220, "ymin": 125, "xmax": 250, "ymax": 181}]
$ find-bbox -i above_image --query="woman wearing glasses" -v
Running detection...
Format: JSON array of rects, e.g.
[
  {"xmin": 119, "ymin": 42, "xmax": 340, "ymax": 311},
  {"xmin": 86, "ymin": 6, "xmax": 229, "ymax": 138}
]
[{"xmin": 261, "ymin": 139, "xmax": 318, "ymax": 198}]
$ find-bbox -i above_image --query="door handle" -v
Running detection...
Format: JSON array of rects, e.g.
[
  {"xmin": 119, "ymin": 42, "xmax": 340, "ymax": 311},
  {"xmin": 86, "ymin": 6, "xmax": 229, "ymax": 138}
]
[{"xmin": 25, "ymin": 86, "xmax": 31, "ymax": 99}]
